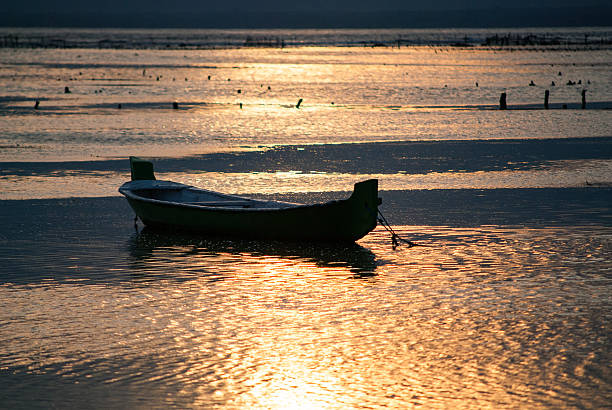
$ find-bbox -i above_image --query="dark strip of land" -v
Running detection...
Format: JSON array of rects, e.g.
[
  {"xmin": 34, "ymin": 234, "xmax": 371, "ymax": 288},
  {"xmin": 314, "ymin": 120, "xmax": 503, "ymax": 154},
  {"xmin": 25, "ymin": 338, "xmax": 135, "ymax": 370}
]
[{"xmin": 2, "ymin": 137, "xmax": 611, "ymax": 177}]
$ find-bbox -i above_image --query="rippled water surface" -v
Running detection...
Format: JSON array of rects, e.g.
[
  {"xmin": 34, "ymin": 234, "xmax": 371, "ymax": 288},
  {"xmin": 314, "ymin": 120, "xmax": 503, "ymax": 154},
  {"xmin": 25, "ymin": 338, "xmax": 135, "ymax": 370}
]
[
  {"xmin": 1, "ymin": 28, "xmax": 611, "ymax": 408},
  {"xmin": 1, "ymin": 192, "xmax": 611, "ymax": 408},
  {"xmin": 1, "ymin": 34, "xmax": 611, "ymax": 162}
]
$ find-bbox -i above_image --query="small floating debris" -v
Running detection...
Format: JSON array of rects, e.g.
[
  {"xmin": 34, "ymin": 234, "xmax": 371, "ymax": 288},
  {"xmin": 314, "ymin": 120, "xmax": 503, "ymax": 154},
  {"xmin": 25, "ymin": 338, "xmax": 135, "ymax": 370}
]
[{"xmin": 64, "ymin": 86, "xmax": 71, "ymax": 93}]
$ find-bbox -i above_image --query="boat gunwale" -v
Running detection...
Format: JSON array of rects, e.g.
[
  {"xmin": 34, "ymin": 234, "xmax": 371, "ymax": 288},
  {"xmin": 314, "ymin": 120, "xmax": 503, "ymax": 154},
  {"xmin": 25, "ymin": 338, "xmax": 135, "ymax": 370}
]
[{"xmin": 119, "ymin": 180, "xmax": 339, "ymax": 213}]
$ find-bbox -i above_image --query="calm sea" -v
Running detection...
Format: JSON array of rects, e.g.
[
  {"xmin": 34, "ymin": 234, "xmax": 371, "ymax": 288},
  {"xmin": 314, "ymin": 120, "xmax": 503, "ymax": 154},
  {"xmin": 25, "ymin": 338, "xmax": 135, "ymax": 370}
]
[{"xmin": 1, "ymin": 27, "xmax": 611, "ymax": 408}]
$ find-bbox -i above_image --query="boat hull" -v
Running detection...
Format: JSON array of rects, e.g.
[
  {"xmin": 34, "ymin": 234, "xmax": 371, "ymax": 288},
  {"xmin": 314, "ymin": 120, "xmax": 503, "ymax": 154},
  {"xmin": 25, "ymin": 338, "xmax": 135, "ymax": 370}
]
[
  {"xmin": 124, "ymin": 189, "xmax": 377, "ymax": 242},
  {"xmin": 119, "ymin": 158, "xmax": 379, "ymax": 242}
]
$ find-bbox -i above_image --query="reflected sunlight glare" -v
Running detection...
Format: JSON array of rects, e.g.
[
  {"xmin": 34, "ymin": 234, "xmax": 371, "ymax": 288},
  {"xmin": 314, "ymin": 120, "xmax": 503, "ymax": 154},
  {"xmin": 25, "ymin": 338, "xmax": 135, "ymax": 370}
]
[{"xmin": 2, "ymin": 224, "xmax": 609, "ymax": 407}]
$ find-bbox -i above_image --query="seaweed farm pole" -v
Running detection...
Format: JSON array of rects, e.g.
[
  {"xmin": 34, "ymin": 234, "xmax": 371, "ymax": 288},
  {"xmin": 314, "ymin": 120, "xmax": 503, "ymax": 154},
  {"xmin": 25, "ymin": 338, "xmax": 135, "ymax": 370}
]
[
  {"xmin": 582, "ymin": 90, "xmax": 587, "ymax": 109},
  {"xmin": 544, "ymin": 90, "xmax": 549, "ymax": 109},
  {"xmin": 499, "ymin": 92, "xmax": 507, "ymax": 110}
]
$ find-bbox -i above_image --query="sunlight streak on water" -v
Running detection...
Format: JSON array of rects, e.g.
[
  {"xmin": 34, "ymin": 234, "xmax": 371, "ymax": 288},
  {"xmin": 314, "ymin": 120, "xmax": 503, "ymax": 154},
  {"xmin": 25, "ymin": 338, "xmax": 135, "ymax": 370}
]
[
  {"xmin": 2, "ymin": 107, "xmax": 608, "ymax": 163},
  {"xmin": 1, "ymin": 35, "xmax": 611, "ymax": 408},
  {"xmin": 1, "ymin": 225, "xmax": 610, "ymax": 408},
  {"xmin": 1, "ymin": 45, "xmax": 611, "ymax": 163}
]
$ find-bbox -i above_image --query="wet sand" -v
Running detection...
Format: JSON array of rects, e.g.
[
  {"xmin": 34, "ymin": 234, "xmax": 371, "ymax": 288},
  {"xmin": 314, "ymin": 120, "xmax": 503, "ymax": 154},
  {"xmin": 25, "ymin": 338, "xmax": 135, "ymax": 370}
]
[{"xmin": 2, "ymin": 137, "xmax": 611, "ymax": 200}]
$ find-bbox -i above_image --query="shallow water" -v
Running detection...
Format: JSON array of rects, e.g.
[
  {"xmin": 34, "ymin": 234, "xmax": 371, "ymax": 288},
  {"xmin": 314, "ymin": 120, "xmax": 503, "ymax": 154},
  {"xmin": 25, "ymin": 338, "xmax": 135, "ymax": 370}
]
[
  {"xmin": 1, "ymin": 29, "xmax": 611, "ymax": 408},
  {"xmin": 1, "ymin": 195, "xmax": 611, "ymax": 408},
  {"xmin": 1, "ymin": 40, "xmax": 611, "ymax": 162}
]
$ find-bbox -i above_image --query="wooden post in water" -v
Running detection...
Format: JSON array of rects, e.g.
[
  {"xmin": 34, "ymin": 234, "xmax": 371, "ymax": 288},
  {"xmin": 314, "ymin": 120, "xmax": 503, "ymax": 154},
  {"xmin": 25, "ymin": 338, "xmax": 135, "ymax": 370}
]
[
  {"xmin": 582, "ymin": 90, "xmax": 586, "ymax": 109},
  {"xmin": 296, "ymin": 98, "xmax": 303, "ymax": 109},
  {"xmin": 544, "ymin": 90, "xmax": 549, "ymax": 109},
  {"xmin": 499, "ymin": 92, "xmax": 507, "ymax": 110}
]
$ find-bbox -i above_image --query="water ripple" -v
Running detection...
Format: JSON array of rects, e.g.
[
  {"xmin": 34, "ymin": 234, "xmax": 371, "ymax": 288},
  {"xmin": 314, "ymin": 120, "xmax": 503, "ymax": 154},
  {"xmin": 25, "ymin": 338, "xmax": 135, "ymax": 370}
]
[{"xmin": 1, "ymin": 223, "xmax": 610, "ymax": 408}]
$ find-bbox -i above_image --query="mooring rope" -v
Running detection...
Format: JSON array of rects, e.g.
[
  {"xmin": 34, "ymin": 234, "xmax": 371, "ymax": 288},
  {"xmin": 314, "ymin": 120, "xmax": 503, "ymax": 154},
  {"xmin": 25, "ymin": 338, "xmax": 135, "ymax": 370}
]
[{"xmin": 377, "ymin": 209, "xmax": 418, "ymax": 249}]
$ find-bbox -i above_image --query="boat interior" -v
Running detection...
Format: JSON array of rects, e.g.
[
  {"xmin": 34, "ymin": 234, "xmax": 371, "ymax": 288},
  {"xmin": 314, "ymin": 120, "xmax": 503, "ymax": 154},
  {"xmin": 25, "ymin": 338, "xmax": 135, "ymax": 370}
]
[{"xmin": 133, "ymin": 184, "xmax": 296, "ymax": 210}]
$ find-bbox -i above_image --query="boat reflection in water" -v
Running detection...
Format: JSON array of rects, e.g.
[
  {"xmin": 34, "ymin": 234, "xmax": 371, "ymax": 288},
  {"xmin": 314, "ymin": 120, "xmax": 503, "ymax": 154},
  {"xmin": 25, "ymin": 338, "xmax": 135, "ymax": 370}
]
[{"xmin": 128, "ymin": 227, "xmax": 378, "ymax": 278}]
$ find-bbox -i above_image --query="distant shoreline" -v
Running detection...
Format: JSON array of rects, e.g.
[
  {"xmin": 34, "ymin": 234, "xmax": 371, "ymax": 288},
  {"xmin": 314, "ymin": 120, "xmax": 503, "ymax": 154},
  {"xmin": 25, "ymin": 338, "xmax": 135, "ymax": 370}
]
[{"xmin": 0, "ymin": 26, "xmax": 610, "ymax": 50}]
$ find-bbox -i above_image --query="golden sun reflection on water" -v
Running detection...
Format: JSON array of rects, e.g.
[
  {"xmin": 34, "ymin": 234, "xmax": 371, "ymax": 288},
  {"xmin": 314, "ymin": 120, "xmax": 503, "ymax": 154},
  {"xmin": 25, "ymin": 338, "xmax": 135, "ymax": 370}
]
[
  {"xmin": 1, "ymin": 40, "xmax": 611, "ymax": 408},
  {"xmin": 0, "ymin": 224, "xmax": 610, "ymax": 407}
]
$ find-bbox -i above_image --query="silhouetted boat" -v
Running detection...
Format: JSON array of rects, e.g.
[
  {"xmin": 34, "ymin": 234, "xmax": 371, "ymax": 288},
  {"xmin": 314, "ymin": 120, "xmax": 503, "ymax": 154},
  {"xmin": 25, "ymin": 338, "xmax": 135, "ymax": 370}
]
[{"xmin": 119, "ymin": 157, "xmax": 380, "ymax": 242}]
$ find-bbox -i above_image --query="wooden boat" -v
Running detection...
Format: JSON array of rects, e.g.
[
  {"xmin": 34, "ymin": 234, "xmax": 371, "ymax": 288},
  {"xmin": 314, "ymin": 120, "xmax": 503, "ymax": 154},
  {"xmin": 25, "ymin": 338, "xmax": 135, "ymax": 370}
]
[{"xmin": 119, "ymin": 157, "xmax": 380, "ymax": 242}]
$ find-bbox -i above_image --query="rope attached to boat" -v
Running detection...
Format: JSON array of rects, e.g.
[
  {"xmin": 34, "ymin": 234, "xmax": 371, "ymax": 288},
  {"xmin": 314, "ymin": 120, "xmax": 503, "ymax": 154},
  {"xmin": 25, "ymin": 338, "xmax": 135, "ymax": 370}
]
[{"xmin": 377, "ymin": 209, "xmax": 418, "ymax": 249}]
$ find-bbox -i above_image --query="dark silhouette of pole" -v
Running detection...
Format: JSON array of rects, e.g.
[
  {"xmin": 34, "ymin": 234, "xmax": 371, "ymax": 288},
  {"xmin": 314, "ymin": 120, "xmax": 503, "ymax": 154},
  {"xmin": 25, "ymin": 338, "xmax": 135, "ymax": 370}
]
[
  {"xmin": 582, "ymin": 90, "xmax": 587, "ymax": 109},
  {"xmin": 296, "ymin": 98, "xmax": 303, "ymax": 109},
  {"xmin": 544, "ymin": 90, "xmax": 549, "ymax": 109},
  {"xmin": 499, "ymin": 93, "xmax": 507, "ymax": 110}
]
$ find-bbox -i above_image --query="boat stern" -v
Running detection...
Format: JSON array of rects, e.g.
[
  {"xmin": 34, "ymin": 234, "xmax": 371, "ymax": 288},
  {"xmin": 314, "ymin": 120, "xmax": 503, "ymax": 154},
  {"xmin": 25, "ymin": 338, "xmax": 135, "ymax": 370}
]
[
  {"xmin": 347, "ymin": 179, "xmax": 380, "ymax": 240},
  {"xmin": 130, "ymin": 157, "xmax": 156, "ymax": 181}
]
